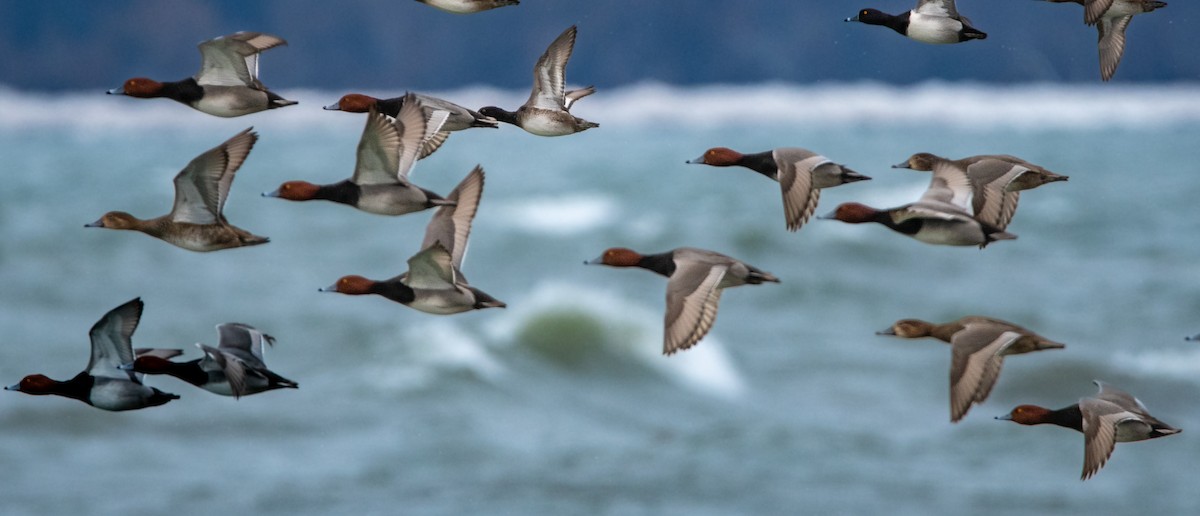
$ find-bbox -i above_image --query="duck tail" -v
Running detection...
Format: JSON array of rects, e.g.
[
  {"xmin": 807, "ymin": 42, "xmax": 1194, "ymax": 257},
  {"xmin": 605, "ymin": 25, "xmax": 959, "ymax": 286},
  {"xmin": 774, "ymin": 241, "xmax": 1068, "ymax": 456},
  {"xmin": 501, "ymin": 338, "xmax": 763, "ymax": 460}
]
[
  {"xmin": 747, "ymin": 269, "xmax": 781, "ymax": 284},
  {"xmin": 961, "ymin": 28, "xmax": 987, "ymax": 41}
]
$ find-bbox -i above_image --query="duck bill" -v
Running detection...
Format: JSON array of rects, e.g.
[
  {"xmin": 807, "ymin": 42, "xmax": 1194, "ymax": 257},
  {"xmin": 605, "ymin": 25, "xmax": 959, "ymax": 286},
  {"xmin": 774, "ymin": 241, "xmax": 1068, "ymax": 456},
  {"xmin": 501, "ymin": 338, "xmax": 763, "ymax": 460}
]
[
  {"xmin": 845, "ymin": 15, "xmax": 860, "ymax": 22},
  {"xmin": 817, "ymin": 209, "xmax": 838, "ymax": 220},
  {"xmin": 322, "ymin": 101, "xmax": 342, "ymax": 111},
  {"xmin": 117, "ymin": 362, "xmax": 135, "ymax": 371},
  {"xmin": 106, "ymin": 86, "xmax": 126, "ymax": 95},
  {"xmin": 318, "ymin": 283, "xmax": 339, "ymax": 293},
  {"xmin": 685, "ymin": 154, "xmax": 707, "ymax": 165},
  {"xmin": 584, "ymin": 255, "xmax": 606, "ymax": 265},
  {"xmin": 995, "ymin": 414, "xmax": 1013, "ymax": 421},
  {"xmin": 4, "ymin": 383, "xmax": 19, "ymax": 391},
  {"xmin": 874, "ymin": 328, "xmax": 897, "ymax": 336},
  {"xmin": 84, "ymin": 218, "xmax": 105, "ymax": 228},
  {"xmin": 262, "ymin": 188, "xmax": 281, "ymax": 198},
  {"xmin": 891, "ymin": 161, "xmax": 912, "ymax": 169}
]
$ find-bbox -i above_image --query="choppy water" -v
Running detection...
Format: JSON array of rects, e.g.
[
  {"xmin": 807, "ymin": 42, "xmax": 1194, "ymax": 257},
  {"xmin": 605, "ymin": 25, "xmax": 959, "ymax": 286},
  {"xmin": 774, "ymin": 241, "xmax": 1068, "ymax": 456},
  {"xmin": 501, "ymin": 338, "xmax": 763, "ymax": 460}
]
[{"xmin": 2, "ymin": 83, "xmax": 1200, "ymax": 515}]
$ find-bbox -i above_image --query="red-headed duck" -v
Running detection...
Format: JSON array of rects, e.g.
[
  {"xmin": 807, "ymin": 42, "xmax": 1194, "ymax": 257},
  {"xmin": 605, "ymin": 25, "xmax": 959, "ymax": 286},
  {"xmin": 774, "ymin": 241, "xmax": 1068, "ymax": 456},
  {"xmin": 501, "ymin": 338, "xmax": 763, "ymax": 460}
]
[
  {"xmin": 415, "ymin": 0, "xmax": 519, "ymax": 14},
  {"xmin": 478, "ymin": 26, "xmax": 598, "ymax": 136},
  {"xmin": 5, "ymin": 298, "xmax": 180, "ymax": 411},
  {"xmin": 321, "ymin": 166, "xmax": 505, "ymax": 314},
  {"xmin": 325, "ymin": 92, "xmax": 499, "ymax": 132},
  {"xmin": 687, "ymin": 147, "xmax": 871, "ymax": 232},
  {"xmin": 107, "ymin": 32, "xmax": 296, "ymax": 117},
  {"xmin": 586, "ymin": 247, "xmax": 780, "ymax": 355},
  {"xmin": 124, "ymin": 323, "xmax": 297, "ymax": 398},
  {"xmin": 998, "ymin": 380, "xmax": 1181, "ymax": 480},
  {"xmin": 87, "ymin": 128, "xmax": 268, "ymax": 252},
  {"xmin": 265, "ymin": 95, "xmax": 453, "ymax": 216},
  {"xmin": 879, "ymin": 316, "xmax": 1065, "ymax": 422},
  {"xmin": 846, "ymin": 0, "xmax": 986, "ymax": 44},
  {"xmin": 1042, "ymin": 0, "xmax": 1167, "ymax": 81},
  {"xmin": 894, "ymin": 152, "xmax": 1068, "ymax": 232},
  {"xmin": 819, "ymin": 158, "xmax": 1017, "ymax": 247}
]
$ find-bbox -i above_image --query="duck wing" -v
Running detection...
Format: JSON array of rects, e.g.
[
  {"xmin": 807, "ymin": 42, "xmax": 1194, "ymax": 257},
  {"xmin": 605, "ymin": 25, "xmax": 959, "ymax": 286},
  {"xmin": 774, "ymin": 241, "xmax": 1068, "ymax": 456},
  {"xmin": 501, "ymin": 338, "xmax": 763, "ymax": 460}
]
[
  {"xmin": 773, "ymin": 149, "xmax": 823, "ymax": 232},
  {"xmin": 915, "ymin": 0, "xmax": 960, "ymax": 18},
  {"xmin": 949, "ymin": 327, "xmax": 1021, "ymax": 422},
  {"xmin": 1084, "ymin": 0, "xmax": 1116, "ymax": 26},
  {"xmin": 395, "ymin": 93, "xmax": 451, "ymax": 181},
  {"xmin": 404, "ymin": 242, "xmax": 458, "ymax": 289},
  {"xmin": 1097, "ymin": 15, "xmax": 1132, "ymax": 82},
  {"xmin": 170, "ymin": 128, "xmax": 257, "ymax": 224},
  {"xmin": 925, "ymin": 160, "xmax": 975, "ymax": 214},
  {"xmin": 663, "ymin": 262, "xmax": 727, "ymax": 355},
  {"xmin": 563, "ymin": 85, "xmax": 596, "ymax": 111},
  {"xmin": 216, "ymin": 322, "xmax": 273, "ymax": 368},
  {"xmin": 966, "ymin": 159, "xmax": 1027, "ymax": 230},
  {"xmin": 350, "ymin": 108, "xmax": 403, "ymax": 185},
  {"xmin": 526, "ymin": 25, "xmax": 577, "ymax": 111},
  {"xmin": 87, "ymin": 298, "xmax": 144, "ymax": 382},
  {"xmin": 1079, "ymin": 396, "xmax": 1145, "ymax": 480},
  {"xmin": 422, "ymin": 166, "xmax": 485, "ymax": 270},
  {"xmin": 195, "ymin": 32, "xmax": 286, "ymax": 87}
]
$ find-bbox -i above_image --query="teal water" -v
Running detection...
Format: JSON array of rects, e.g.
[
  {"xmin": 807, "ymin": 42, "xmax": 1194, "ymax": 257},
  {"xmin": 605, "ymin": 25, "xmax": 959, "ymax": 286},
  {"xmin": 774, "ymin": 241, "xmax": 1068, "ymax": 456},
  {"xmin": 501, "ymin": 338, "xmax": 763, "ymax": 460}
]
[{"xmin": 2, "ymin": 83, "xmax": 1200, "ymax": 515}]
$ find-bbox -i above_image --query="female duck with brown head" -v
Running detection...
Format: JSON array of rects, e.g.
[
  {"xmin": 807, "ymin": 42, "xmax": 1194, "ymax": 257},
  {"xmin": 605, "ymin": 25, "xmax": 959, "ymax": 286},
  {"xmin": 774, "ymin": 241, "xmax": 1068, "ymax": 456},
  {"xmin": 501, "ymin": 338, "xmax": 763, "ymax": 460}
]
[
  {"xmin": 87, "ymin": 128, "xmax": 268, "ymax": 252},
  {"xmin": 321, "ymin": 166, "xmax": 505, "ymax": 314},
  {"xmin": 6, "ymin": 298, "xmax": 180, "ymax": 411},
  {"xmin": 478, "ymin": 26, "xmax": 598, "ymax": 136},
  {"xmin": 998, "ymin": 380, "xmax": 1180, "ymax": 480},
  {"xmin": 107, "ymin": 32, "xmax": 296, "ymax": 117},
  {"xmin": 879, "ymin": 316, "xmax": 1065, "ymax": 422},
  {"xmin": 687, "ymin": 147, "xmax": 870, "ymax": 232},
  {"xmin": 265, "ymin": 94, "xmax": 454, "ymax": 216},
  {"xmin": 586, "ymin": 247, "xmax": 779, "ymax": 355}
]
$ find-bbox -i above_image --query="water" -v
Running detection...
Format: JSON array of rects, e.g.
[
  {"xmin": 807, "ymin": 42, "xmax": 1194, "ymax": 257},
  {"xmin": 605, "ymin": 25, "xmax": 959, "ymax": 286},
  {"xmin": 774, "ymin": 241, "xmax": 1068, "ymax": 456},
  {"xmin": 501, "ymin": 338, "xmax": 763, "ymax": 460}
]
[{"xmin": 2, "ymin": 82, "xmax": 1200, "ymax": 515}]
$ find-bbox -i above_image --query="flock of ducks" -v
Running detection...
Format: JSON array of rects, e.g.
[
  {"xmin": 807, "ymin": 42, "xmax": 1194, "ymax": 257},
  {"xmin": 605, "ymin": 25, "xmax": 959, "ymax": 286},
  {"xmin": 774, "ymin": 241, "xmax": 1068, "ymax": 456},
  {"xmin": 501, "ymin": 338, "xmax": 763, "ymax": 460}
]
[{"xmin": 4, "ymin": 0, "xmax": 1182, "ymax": 482}]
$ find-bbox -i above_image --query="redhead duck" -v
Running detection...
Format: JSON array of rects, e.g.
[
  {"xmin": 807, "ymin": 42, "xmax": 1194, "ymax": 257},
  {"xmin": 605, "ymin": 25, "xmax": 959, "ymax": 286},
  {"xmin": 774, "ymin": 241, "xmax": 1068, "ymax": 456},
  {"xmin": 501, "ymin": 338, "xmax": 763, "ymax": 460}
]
[
  {"xmin": 322, "ymin": 166, "xmax": 505, "ymax": 314},
  {"xmin": 586, "ymin": 247, "xmax": 780, "ymax": 355},
  {"xmin": 265, "ymin": 95, "xmax": 453, "ymax": 216},
  {"xmin": 1042, "ymin": 0, "xmax": 1167, "ymax": 81},
  {"xmin": 5, "ymin": 298, "xmax": 180, "ymax": 411},
  {"xmin": 107, "ymin": 31, "xmax": 296, "ymax": 117},
  {"xmin": 124, "ymin": 323, "xmax": 297, "ymax": 398},
  {"xmin": 894, "ymin": 152, "xmax": 1068, "ymax": 232},
  {"xmin": 687, "ymin": 147, "xmax": 871, "ymax": 232},
  {"xmin": 87, "ymin": 128, "xmax": 268, "ymax": 252},
  {"xmin": 478, "ymin": 26, "xmax": 598, "ymax": 136},
  {"xmin": 998, "ymin": 380, "xmax": 1181, "ymax": 480},
  {"xmin": 327, "ymin": 93, "xmax": 499, "ymax": 132},
  {"xmin": 846, "ymin": 0, "xmax": 986, "ymax": 44},
  {"xmin": 415, "ymin": 0, "xmax": 519, "ymax": 14},
  {"xmin": 879, "ymin": 316, "xmax": 1065, "ymax": 422},
  {"xmin": 819, "ymin": 161, "xmax": 1017, "ymax": 247}
]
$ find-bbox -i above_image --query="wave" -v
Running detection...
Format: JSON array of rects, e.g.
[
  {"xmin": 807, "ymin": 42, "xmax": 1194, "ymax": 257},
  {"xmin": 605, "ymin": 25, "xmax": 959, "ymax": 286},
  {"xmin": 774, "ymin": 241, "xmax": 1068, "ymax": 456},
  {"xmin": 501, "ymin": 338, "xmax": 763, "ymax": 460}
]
[{"xmin": 4, "ymin": 81, "xmax": 1199, "ymax": 131}]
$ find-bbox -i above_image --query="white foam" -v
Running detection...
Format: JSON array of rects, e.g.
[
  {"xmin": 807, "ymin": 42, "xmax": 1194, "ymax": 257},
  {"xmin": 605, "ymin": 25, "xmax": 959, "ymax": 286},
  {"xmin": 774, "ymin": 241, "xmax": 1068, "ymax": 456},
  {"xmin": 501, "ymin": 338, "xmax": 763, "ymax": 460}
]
[
  {"xmin": 1113, "ymin": 348, "xmax": 1200, "ymax": 381},
  {"xmin": 491, "ymin": 193, "xmax": 617, "ymax": 236},
  {"xmin": 362, "ymin": 320, "xmax": 505, "ymax": 393},
  {"xmin": 5, "ymin": 82, "xmax": 1199, "ymax": 132},
  {"xmin": 489, "ymin": 281, "xmax": 747, "ymax": 399}
]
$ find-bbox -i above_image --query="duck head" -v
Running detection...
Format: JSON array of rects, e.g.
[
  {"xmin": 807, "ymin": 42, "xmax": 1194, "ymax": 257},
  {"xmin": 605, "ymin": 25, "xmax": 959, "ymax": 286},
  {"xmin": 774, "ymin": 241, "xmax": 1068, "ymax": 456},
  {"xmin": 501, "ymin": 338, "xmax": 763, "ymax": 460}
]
[
  {"xmin": 108, "ymin": 78, "xmax": 165, "ymax": 98},
  {"xmin": 996, "ymin": 405, "xmax": 1054, "ymax": 425},
  {"xmin": 893, "ymin": 153, "xmax": 938, "ymax": 171},
  {"xmin": 86, "ymin": 211, "xmax": 140, "ymax": 230},
  {"xmin": 324, "ymin": 93, "xmax": 378, "ymax": 112},
  {"xmin": 263, "ymin": 181, "xmax": 321, "ymax": 201},
  {"xmin": 876, "ymin": 319, "xmax": 935, "ymax": 338},
  {"xmin": 320, "ymin": 275, "xmax": 375, "ymax": 295},
  {"xmin": 686, "ymin": 147, "xmax": 744, "ymax": 166},
  {"xmin": 585, "ymin": 247, "xmax": 644, "ymax": 267},
  {"xmin": 6, "ymin": 374, "xmax": 57, "ymax": 395},
  {"xmin": 819, "ymin": 202, "xmax": 881, "ymax": 223},
  {"xmin": 846, "ymin": 8, "xmax": 889, "ymax": 24}
]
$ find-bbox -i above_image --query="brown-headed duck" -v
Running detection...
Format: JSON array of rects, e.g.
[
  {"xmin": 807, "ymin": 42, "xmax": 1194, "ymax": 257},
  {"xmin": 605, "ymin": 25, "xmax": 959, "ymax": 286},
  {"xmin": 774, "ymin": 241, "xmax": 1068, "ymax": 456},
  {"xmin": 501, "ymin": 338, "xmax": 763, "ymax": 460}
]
[
  {"xmin": 265, "ymin": 95, "xmax": 453, "ymax": 216},
  {"xmin": 1042, "ymin": 0, "xmax": 1167, "ymax": 81},
  {"xmin": 586, "ymin": 247, "xmax": 780, "ymax": 355},
  {"xmin": 998, "ymin": 380, "xmax": 1181, "ymax": 480},
  {"xmin": 478, "ymin": 26, "xmax": 598, "ymax": 136},
  {"xmin": 124, "ymin": 323, "xmax": 297, "ymax": 398},
  {"xmin": 415, "ymin": 0, "xmax": 519, "ymax": 14},
  {"xmin": 687, "ymin": 147, "xmax": 871, "ymax": 232},
  {"xmin": 879, "ymin": 316, "xmax": 1065, "ymax": 422},
  {"xmin": 894, "ymin": 152, "xmax": 1068, "ymax": 233},
  {"xmin": 846, "ymin": 0, "xmax": 986, "ymax": 44},
  {"xmin": 88, "ymin": 128, "xmax": 268, "ymax": 252},
  {"xmin": 107, "ymin": 32, "xmax": 296, "ymax": 117},
  {"xmin": 5, "ymin": 298, "xmax": 180, "ymax": 411},
  {"xmin": 321, "ymin": 166, "xmax": 505, "ymax": 314},
  {"xmin": 819, "ymin": 163, "xmax": 1017, "ymax": 247}
]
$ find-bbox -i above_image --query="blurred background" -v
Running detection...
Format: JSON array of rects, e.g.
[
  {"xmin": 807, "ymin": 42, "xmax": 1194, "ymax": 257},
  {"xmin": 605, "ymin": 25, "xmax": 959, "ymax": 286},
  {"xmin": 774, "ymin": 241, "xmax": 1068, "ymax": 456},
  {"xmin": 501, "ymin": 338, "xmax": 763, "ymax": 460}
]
[{"xmin": 2, "ymin": 2, "xmax": 1199, "ymax": 516}]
